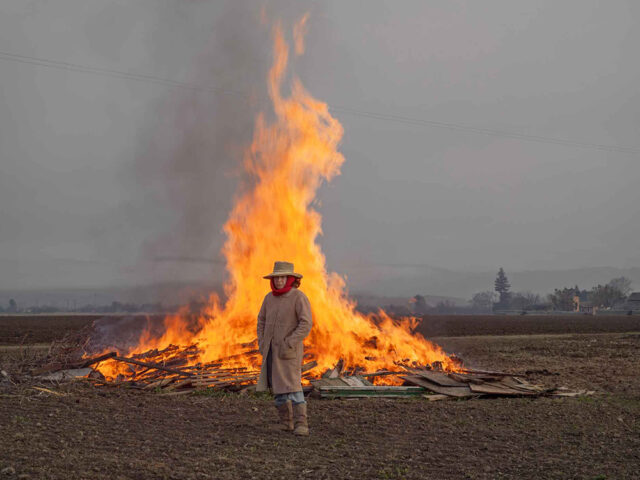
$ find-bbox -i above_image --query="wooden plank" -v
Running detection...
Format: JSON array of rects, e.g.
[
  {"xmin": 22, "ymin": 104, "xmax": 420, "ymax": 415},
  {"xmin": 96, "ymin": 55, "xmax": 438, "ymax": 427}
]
[
  {"xmin": 301, "ymin": 361, "xmax": 318, "ymax": 373},
  {"xmin": 76, "ymin": 351, "xmax": 118, "ymax": 368},
  {"xmin": 423, "ymin": 394, "xmax": 453, "ymax": 402},
  {"xmin": 341, "ymin": 376, "xmax": 366, "ymax": 387},
  {"xmin": 401, "ymin": 375, "xmax": 475, "ymax": 398},
  {"xmin": 360, "ymin": 371, "xmax": 399, "ymax": 378},
  {"xmin": 318, "ymin": 386, "xmax": 425, "ymax": 398},
  {"xmin": 411, "ymin": 369, "xmax": 467, "ymax": 387},
  {"xmin": 320, "ymin": 392, "xmax": 423, "ymax": 398},
  {"xmin": 462, "ymin": 368, "xmax": 511, "ymax": 376},
  {"xmin": 448, "ymin": 372, "xmax": 500, "ymax": 385},
  {"xmin": 318, "ymin": 385, "xmax": 424, "ymax": 392},
  {"xmin": 163, "ymin": 379, "xmax": 193, "ymax": 391},
  {"xmin": 354, "ymin": 375, "xmax": 374, "ymax": 386},
  {"xmin": 499, "ymin": 376, "xmax": 544, "ymax": 393},
  {"xmin": 191, "ymin": 374, "xmax": 258, "ymax": 387},
  {"xmin": 312, "ymin": 377, "xmax": 350, "ymax": 387},
  {"xmin": 447, "ymin": 373, "xmax": 472, "ymax": 383},
  {"xmin": 159, "ymin": 389, "xmax": 195, "ymax": 396},
  {"xmin": 323, "ymin": 359, "xmax": 344, "ymax": 379},
  {"xmin": 143, "ymin": 376, "xmax": 177, "ymax": 390},
  {"xmin": 468, "ymin": 382, "xmax": 536, "ymax": 396},
  {"xmin": 113, "ymin": 356, "xmax": 194, "ymax": 377}
]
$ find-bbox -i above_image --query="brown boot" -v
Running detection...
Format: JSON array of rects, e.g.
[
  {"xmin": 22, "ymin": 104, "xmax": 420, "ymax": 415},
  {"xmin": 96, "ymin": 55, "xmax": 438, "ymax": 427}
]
[
  {"xmin": 275, "ymin": 401, "xmax": 293, "ymax": 431},
  {"xmin": 292, "ymin": 402, "xmax": 309, "ymax": 436}
]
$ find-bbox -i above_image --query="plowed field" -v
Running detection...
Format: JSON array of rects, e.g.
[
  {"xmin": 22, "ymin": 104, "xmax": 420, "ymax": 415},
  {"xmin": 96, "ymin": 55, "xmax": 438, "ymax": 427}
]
[{"xmin": 1, "ymin": 315, "xmax": 639, "ymax": 479}]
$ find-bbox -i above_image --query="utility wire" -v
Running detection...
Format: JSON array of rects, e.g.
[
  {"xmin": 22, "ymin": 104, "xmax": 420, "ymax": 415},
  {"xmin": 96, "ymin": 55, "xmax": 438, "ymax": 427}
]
[
  {"xmin": 1, "ymin": 50, "xmax": 639, "ymax": 156},
  {"xmin": 331, "ymin": 106, "xmax": 640, "ymax": 155},
  {"xmin": 0, "ymin": 50, "xmax": 247, "ymax": 98}
]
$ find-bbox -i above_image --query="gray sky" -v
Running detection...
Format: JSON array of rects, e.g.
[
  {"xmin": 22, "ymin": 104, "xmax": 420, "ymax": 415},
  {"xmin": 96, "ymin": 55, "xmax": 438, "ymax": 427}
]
[{"xmin": 1, "ymin": 0, "xmax": 639, "ymax": 294}]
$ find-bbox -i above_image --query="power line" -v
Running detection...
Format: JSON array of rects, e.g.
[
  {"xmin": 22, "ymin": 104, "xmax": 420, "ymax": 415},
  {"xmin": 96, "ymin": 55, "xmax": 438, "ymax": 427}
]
[
  {"xmin": 331, "ymin": 106, "xmax": 640, "ymax": 155},
  {"xmin": 0, "ymin": 50, "xmax": 247, "ymax": 98},
  {"xmin": 1, "ymin": 49, "xmax": 638, "ymax": 156}
]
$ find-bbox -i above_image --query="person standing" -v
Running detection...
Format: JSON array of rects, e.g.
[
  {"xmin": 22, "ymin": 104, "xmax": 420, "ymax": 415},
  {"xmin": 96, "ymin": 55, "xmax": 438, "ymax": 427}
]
[{"xmin": 256, "ymin": 261, "xmax": 313, "ymax": 436}]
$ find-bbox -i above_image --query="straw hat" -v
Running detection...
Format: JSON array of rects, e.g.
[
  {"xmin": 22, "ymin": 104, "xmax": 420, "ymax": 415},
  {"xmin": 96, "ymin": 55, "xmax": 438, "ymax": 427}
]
[{"xmin": 263, "ymin": 261, "xmax": 303, "ymax": 279}]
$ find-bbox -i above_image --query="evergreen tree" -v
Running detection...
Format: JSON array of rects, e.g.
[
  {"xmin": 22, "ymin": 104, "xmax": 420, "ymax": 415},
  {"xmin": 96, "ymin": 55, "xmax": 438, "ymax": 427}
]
[
  {"xmin": 494, "ymin": 268, "xmax": 511, "ymax": 306},
  {"xmin": 7, "ymin": 298, "xmax": 17, "ymax": 313}
]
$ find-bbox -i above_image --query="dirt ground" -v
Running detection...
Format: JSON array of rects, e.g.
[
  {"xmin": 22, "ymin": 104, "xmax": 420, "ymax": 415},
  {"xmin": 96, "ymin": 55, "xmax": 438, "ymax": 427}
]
[
  {"xmin": 1, "ymin": 317, "xmax": 639, "ymax": 479},
  {"xmin": 3, "ymin": 313, "xmax": 640, "ymax": 344}
]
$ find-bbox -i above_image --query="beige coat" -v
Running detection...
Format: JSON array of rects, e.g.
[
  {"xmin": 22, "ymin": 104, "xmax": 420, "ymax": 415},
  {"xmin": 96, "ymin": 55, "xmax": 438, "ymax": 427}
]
[{"xmin": 256, "ymin": 288, "xmax": 313, "ymax": 394}]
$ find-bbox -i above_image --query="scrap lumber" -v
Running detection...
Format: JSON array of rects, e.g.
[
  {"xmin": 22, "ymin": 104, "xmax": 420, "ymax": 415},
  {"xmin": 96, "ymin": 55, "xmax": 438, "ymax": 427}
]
[
  {"xmin": 163, "ymin": 379, "xmax": 193, "ymax": 391},
  {"xmin": 468, "ymin": 382, "xmax": 536, "ymax": 396},
  {"xmin": 461, "ymin": 368, "xmax": 513, "ymax": 376},
  {"xmin": 191, "ymin": 373, "xmax": 258, "ymax": 387},
  {"xmin": 355, "ymin": 375, "xmax": 374, "ymax": 386},
  {"xmin": 360, "ymin": 371, "xmax": 398, "ymax": 378},
  {"xmin": 143, "ymin": 376, "xmax": 178, "ymax": 390},
  {"xmin": 499, "ymin": 376, "xmax": 545, "ymax": 393},
  {"xmin": 409, "ymin": 369, "xmax": 468, "ymax": 387},
  {"xmin": 112, "ymin": 356, "xmax": 194, "ymax": 377},
  {"xmin": 323, "ymin": 359, "xmax": 344, "ymax": 379},
  {"xmin": 76, "ymin": 351, "xmax": 118, "ymax": 368},
  {"xmin": 301, "ymin": 360, "xmax": 318, "ymax": 373},
  {"xmin": 317, "ymin": 385, "xmax": 425, "ymax": 398},
  {"xmin": 423, "ymin": 394, "xmax": 454, "ymax": 402},
  {"xmin": 40, "ymin": 368, "xmax": 93, "ymax": 381},
  {"xmin": 311, "ymin": 377, "xmax": 351, "ymax": 388},
  {"xmin": 341, "ymin": 376, "xmax": 367, "ymax": 387},
  {"xmin": 401, "ymin": 375, "xmax": 475, "ymax": 398},
  {"xmin": 159, "ymin": 390, "xmax": 195, "ymax": 396}
]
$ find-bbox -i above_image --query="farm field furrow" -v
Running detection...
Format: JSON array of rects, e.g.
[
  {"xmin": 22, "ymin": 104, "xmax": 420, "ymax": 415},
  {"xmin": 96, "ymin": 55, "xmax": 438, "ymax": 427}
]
[{"xmin": 1, "ymin": 316, "xmax": 639, "ymax": 479}]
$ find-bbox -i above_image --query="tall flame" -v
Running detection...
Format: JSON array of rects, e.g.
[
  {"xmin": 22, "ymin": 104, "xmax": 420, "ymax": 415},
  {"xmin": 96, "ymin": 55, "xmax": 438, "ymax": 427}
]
[{"xmin": 97, "ymin": 18, "xmax": 457, "ymax": 378}]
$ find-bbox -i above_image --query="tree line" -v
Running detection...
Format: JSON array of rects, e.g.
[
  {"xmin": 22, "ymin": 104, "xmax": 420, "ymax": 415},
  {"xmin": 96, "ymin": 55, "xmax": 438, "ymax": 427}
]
[{"xmin": 470, "ymin": 269, "xmax": 633, "ymax": 313}]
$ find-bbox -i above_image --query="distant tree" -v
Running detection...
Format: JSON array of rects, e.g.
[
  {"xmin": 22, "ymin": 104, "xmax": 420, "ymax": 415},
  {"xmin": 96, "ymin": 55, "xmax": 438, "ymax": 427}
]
[
  {"xmin": 547, "ymin": 287, "xmax": 578, "ymax": 311},
  {"xmin": 607, "ymin": 277, "xmax": 632, "ymax": 298},
  {"xmin": 412, "ymin": 295, "xmax": 429, "ymax": 315},
  {"xmin": 494, "ymin": 268, "xmax": 512, "ymax": 306},
  {"xmin": 7, "ymin": 298, "xmax": 17, "ymax": 313},
  {"xmin": 511, "ymin": 291, "xmax": 541, "ymax": 311},
  {"xmin": 433, "ymin": 300, "xmax": 457, "ymax": 314},
  {"xmin": 470, "ymin": 291, "xmax": 498, "ymax": 312},
  {"xmin": 590, "ymin": 283, "xmax": 626, "ymax": 308}
]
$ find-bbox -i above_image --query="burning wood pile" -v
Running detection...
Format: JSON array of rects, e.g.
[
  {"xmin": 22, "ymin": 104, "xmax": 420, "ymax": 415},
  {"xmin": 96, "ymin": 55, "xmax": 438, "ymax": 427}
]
[
  {"xmin": 32, "ymin": 343, "xmax": 260, "ymax": 395},
  {"xmin": 28, "ymin": 340, "xmax": 586, "ymax": 400}
]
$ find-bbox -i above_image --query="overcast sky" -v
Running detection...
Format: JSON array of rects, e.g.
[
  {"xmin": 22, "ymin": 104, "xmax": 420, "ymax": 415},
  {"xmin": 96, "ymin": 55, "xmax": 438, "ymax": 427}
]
[{"xmin": 1, "ymin": 0, "xmax": 639, "ymax": 292}]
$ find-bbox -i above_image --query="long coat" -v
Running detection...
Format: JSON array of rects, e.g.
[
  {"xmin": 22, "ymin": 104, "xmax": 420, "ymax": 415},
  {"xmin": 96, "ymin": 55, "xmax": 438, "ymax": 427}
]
[{"xmin": 256, "ymin": 288, "xmax": 313, "ymax": 394}]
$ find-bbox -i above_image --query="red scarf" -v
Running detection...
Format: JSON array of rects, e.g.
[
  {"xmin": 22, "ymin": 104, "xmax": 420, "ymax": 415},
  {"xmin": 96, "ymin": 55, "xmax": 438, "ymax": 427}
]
[{"xmin": 270, "ymin": 276, "xmax": 297, "ymax": 296}]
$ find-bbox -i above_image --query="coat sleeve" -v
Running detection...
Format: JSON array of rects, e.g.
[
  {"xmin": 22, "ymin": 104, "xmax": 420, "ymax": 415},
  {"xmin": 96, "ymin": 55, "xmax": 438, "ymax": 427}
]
[
  {"xmin": 257, "ymin": 296, "xmax": 267, "ymax": 351},
  {"xmin": 285, "ymin": 292, "xmax": 313, "ymax": 347}
]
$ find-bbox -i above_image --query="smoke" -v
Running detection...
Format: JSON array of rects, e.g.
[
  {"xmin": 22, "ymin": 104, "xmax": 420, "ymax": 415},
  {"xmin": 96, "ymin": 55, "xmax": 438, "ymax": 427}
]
[{"xmin": 123, "ymin": 1, "xmax": 323, "ymax": 288}]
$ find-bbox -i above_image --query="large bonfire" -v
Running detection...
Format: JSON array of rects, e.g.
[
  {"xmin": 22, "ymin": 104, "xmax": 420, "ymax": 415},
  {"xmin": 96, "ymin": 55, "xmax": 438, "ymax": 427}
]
[{"xmin": 95, "ymin": 18, "xmax": 458, "ymax": 381}]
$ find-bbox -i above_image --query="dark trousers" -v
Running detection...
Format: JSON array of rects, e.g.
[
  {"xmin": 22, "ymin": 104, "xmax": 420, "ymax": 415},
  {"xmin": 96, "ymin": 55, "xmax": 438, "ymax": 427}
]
[{"xmin": 266, "ymin": 344, "xmax": 273, "ymax": 389}]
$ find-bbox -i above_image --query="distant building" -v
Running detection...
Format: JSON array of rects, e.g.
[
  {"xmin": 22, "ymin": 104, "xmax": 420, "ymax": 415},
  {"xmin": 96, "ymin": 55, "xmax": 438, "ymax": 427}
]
[{"xmin": 573, "ymin": 294, "xmax": 598, "ymax": 315}]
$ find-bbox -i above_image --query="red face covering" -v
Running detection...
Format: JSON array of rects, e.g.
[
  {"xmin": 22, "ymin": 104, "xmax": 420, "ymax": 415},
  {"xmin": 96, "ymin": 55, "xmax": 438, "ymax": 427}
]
[{"xmin": 270, "ymin": 275, "xmax": 297, "ymax": 296}]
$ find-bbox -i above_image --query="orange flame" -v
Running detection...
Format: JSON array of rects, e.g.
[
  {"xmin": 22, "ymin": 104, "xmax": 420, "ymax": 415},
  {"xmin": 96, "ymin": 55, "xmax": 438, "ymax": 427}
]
[{"xmin": 95, "ymin": 18, "xmax": 458, "ymax": 379}]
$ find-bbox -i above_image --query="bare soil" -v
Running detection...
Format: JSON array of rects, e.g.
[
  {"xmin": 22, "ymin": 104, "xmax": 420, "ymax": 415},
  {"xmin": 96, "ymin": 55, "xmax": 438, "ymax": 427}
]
[
  {"xmin": 3, "ymin": 313, "xmax": 640, "ymax": 345},
  {"xmin": 417, "ymin": 314, "xmax": 640, "ymax": 338},
  {"xmin": 1, "ymin": 318, "xmax": 639, "ymax": 479},
  {"xmin": 0, "ymin": 315, "xmax": 99, "ymax": 345}
]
